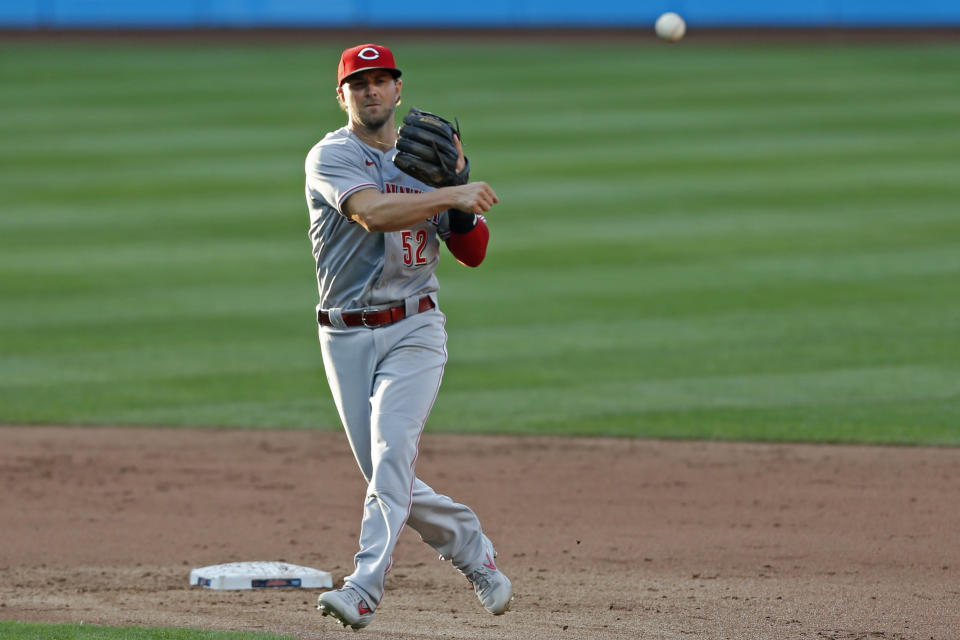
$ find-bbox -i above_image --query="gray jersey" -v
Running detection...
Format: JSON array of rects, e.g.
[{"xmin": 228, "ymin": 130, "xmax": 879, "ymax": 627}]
[{"xmin": 305, "ymin": 126, "xmax": 453, "ymax": 312}]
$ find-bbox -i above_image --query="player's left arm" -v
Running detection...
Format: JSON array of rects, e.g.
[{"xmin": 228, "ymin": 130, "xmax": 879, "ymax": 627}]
[
  {"xmin": 442, "ymin": 135, "xmax": 489, "ymax": 267},
  {"xmin": 444, "ymin": 210, "xmax": 489, "ymax": 267}
]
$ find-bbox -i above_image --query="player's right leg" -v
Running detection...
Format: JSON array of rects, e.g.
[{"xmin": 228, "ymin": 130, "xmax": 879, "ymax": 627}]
[
  {"xmin": 318, "ymin": 325, "xmax": 377, "ymax": 480},
  {"xmin": 317, "ymin": 585, "xmax": 376, "ymax": 630},
  {"xmin": 317, "ymin": 325, "xmax": 382, "ymax": 619}
]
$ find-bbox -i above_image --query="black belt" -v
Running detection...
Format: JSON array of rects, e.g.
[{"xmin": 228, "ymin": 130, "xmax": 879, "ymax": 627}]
[{"xmin": 318, "ymin": 296, "xmax": 435, "ymax": 328}]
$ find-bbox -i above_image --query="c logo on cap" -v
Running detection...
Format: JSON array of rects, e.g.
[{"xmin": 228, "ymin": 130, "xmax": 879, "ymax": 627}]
[{"xmin": 358, "ymin": 47, "xmax": 380, "ymax": 60}]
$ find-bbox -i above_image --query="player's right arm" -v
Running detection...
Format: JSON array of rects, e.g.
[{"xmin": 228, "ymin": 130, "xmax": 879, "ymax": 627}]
[
  {"xmin": 343, "ymin": 183, "xmax": 498, "ymax": 233},
  {"xmin": 306, "ymin": 136, "xmax": 498, "ymax": 234}
]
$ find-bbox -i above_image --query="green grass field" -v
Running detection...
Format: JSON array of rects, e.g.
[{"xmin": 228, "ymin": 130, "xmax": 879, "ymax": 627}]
[
  {"xmin": 0, "ymin": 621, "xmax": 295, "ymax": 640},
  {"xmin": 2, "ymin": 38, "xmax": 959, "ymax": 445}
]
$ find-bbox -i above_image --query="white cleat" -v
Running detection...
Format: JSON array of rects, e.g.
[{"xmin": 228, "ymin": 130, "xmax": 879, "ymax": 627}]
[
  {"xmin": 465, "ymin": 537, "xmax": 513, "ymax": 615},
  {"xmin": 317, "ymin": 587, "xmax": 375, "ymax": 630}
]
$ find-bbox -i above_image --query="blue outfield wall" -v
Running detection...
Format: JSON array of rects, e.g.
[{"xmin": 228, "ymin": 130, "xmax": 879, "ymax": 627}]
[{"xmin": 3, "ymin": 0, "xmax": 960, "ymax": 28}]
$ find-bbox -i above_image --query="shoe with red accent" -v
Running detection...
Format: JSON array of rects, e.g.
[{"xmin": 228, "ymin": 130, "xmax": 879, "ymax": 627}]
[
  {"xmin": 317, "ymin": 587, "xmax": 375, "ymax": 630},
  {"xmin": 465, "ymin": 537, "xmax": 513, "ymax": 615}
]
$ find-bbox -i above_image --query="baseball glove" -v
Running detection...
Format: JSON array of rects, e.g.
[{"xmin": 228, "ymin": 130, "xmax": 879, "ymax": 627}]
[{"xmin": 394, "ymin": 107, "xmax": 470, "ymax": 187}]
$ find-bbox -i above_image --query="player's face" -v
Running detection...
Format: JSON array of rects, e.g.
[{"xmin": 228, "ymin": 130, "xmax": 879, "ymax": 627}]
[{"xmin": 339, "ymin": 70, "xmax": 402, "ymax": 131}]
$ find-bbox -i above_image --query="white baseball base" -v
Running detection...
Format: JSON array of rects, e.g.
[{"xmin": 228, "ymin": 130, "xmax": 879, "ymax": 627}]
[{"xmin": 189, "ymin": 561, "xmax": 333, "ymax": 590}]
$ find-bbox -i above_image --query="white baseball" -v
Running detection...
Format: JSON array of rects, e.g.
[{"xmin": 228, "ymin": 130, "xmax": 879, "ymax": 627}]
[{"xmin": 655, "ymin": 12, "xmax": 686, "ymax": 42}]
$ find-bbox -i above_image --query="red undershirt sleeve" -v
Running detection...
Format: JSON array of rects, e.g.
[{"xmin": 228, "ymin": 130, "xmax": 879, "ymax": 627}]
[{"xmin": 444, "ymin": 216, "xmax": 489, "ymax": 267}]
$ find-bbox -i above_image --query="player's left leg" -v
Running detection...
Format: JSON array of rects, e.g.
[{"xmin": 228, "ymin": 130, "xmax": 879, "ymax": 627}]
[
  {"xmin": 406, "ymin": 479, "xmax": 484, "ymax": 564},
  {"xmin": 406, "ymin": 481, "xmax": 513, "ymax": 614}
]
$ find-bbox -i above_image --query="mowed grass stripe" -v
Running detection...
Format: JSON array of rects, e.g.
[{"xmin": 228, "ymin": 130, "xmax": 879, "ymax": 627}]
[
  {"xmin": 4, "ymin": 203, "xmax": 954, "ymax": 264},
  {"xmin": 3, "ymin": 332, "xmax": 319, "ymax": 384},
  {"xmin": 470, "ymin": 247, "xmax": 960, "ymax": 294},
  {"xmin": 3, "ymin": 187, "xmax": 954, "ymax": 243},
  {"xmin": 5, "ymin": 129, "xmax": 959, "ymax": 191},
  {"xmin": 0, "ymin": 620, "xmax": 297, "ymax": 640},
  {"xmin": 7, "ymin": 156, "xmax": 957, "ymax": 206},
  {"xmin": 493, "ymin": 204, "xmax": 960, "ymax": 246},
  {"xmin": 444, "ymin": 303, "xmax": 959, "ymax": 363},
  {"xmin": 91, "ymin": 364, "xmax": 959, "ymax": 435},
  {"xmin": 439, "ymin": 366, "xmax": 960, "ymax": 417},
  {"xmin": 1, "ymin": 125, "xmax": 313, "ymax": 158},
  {"xmin": 7, "ymin": 161, "xmax": 956, "ymax": 206},
  {"xmin": 6, "ymin": 276, "xmax": 956, "ymax": 371},
  {"xmin": 0, "ymin": 193, "xmax": 301, "ymax": 236},
  {"xmin": 7, "ymin": 98, "xmax": 953, "ymax": 152},
  {"xmin": 1, "ymin": 238, "xmax": 302, "ymax": 271},
  {"xmin": 5, "ymin": 84, "xmax": 955, "ymax": 136},
  {"xmin": 5, "ymin": 207, "xmax": 956, "ymax": 296},
  {"xmin": 495, "ymin": 178, "xmax": 957, "ymax": 217},
  {"xmin": 435, "ymin": 369, "xmax": 960, "ymax": 442},
  {"xmin": 5, "ymin": 128, "xmax": 959, "ymax": 180},
  {"xmin": 491, "ymin": 130, "xmax": 960, "ymax": 168},
  {"xmin": 1, "ymin": 153, "xmax": 305, "ymax": 184},
  {"xmin": 5, "ymin": 231, "xmax": 956, "ymax": 367},
  {"xmin": 493, "ymin": 183, "xmax": 958, "ymax": 221}
]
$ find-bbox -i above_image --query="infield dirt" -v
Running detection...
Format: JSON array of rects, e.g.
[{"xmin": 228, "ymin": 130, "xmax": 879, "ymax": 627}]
[{"xmin": 1, "ymin": 426, "xmax": 958, "ymax": 639}]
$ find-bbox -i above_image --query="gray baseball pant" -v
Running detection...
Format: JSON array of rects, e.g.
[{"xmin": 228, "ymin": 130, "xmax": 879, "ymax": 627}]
[{"xmin": 318, "ymin": 307, "xmax": 487, "ymax": 606}]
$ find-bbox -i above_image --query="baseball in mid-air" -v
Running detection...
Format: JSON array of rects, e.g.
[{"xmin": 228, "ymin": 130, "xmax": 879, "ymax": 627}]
[{"xmin": 655, "ymin": 12, "xmax": 686, "ymax": 42}]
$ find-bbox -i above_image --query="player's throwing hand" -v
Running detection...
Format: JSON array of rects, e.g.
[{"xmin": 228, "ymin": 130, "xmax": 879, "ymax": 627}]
[{"xmin": 451, "ymin": 182, "xmax": 499, "ymax": 215}]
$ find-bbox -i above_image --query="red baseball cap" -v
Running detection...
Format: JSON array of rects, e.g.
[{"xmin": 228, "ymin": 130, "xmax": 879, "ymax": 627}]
[{"xmin": 337, "ymin": 44, "xmax": 402, "ymax": 86}]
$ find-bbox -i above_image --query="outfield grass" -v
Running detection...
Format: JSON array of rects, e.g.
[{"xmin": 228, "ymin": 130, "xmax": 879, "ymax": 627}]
[
  {"xmin": 0, "ymin": 621, "xmax": 295, "ymax": 640},
  {"xmin": 1, "ymin": 39, "xmax": 959, "ymax": 443}
]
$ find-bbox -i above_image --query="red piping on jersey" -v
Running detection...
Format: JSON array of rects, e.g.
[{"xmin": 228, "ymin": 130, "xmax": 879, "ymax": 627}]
[
  {"xmin": 337, "ymin": 182, "xmax": 378, "ymax": 211},
  {"xmin": 445, "ymin": 216, "xmax": 489, "ymax": 267}
]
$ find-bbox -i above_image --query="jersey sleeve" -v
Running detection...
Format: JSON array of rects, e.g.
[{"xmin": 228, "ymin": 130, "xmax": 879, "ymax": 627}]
[{"xmin": 305, "ymin": 138, "xmax": 379, "ymax": 216}]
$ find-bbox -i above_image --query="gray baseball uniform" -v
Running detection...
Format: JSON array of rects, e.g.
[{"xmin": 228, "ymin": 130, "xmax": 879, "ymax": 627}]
[{"xmin": 305, "ymin": 126, "xmax": 490, "ymax": 607}]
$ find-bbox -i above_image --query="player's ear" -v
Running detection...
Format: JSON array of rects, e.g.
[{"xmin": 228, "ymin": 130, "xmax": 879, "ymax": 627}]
[
  {"xmin": 395, "ymin": 79, "xmax": 402, "ymax": 104},
  {"xmin": 335, "ymin": 87, "xmax": 349, "ymax": 114}
]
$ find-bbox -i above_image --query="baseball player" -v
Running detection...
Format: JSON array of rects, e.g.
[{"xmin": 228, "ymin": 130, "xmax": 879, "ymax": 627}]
[{"xmin": 304, "ymin": 43, "xmax": 513, "ymax": 630}]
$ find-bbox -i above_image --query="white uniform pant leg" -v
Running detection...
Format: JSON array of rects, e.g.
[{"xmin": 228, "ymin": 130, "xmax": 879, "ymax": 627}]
[
  {"xmin": 318, "ymin": 325, "xmax": 376, "ymax": 481},
  {"xmin": 407, "ymin": 479, "xmax": 487, "ymax": 572},
  {"xmin": 349, "ymin": 310, "xmax": 449, "ymax": 604},
  {"xmin": 319, "ymin": 310, "xmax": 486, "ymax": 606}
]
